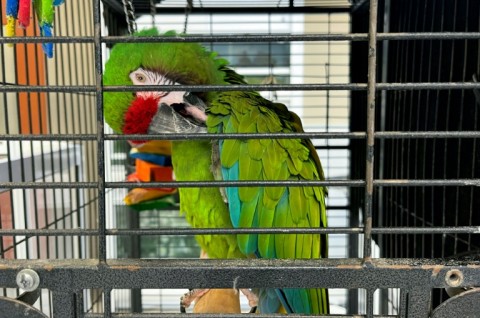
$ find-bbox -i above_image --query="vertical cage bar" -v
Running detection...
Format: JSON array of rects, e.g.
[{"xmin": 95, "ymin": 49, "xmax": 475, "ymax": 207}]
[
  {"xmin": 440, "ymin": 0, "xmax": 457, "ymax": 262},
  {"xmin": 363, "ymin": 0, "xmax": 378, "ymax": 260},
  {"xmin": 377, "ymin": 5, "xmax": 395, "ymax": 312},
  {"xmin": 430, "ymin": 0, "xmax": 445, "ymax": 262},
  {"xmin": 469, "ymin": 1, "xmax": 480, "ymax": 251},
  {"xmin": 0, "ymin": 2, "xmax": 17, "ymax": 262},
  {"xmin": 82, "ymin": 0, "xmax": 97, "ymax": 263},
  {"xmin": 58, "ymin": 0, "xmax": 74, "ymax": 260},
  {"xmin": 93, "ymin": 0, "xmax": 106, "ymax": 262},
  {"xmin": 104, "ymin": 289, "xmax": 112, "ymax": 317},
  {"xmin": 404, "ymin": 0, "xmax": 416, "ymax": 260},
  {"xmin": 378, "ymin": 0, "xmax": 391, "ymax": 256},
  {"xmin": 417, "ymin": 0, "xmax": 431, "ymax": 262},
  {"xmin": 452, "ymin": 0, "xmax": 468, "ymax": 257}
]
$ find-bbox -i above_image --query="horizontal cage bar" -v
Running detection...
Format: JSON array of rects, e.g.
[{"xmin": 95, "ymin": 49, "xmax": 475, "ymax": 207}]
[
  {"xmin": 2, "ymin": 82, "xmax": 480, "ymax": 93},
  {"xmin": 0, "ymin": 226, "xmax": 479, "ymax": 237},
  {"xmin": 1, "ymin": 179, "xmax": 479, "ymax": 189},
  {"xmin": 2, "ymin": 32, "xmax": 480, "ymax": 44}
]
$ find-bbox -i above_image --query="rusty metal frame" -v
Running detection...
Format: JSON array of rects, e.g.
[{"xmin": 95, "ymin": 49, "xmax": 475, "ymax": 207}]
[
  {"xmin": 1, "ymin": 258, "xmax": 480, "ymax": 317},
  {"xmin": 1, "ymin": 0, "xmax": 480, "ymax": 317}
]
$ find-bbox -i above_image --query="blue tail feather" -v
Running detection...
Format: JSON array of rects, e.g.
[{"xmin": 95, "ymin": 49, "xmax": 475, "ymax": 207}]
[{"xmin": 257, "ymin": 288, "xmax": 283, "ymax": 313}]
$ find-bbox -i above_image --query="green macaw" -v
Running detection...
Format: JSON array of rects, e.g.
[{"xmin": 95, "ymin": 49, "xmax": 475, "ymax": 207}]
[{"xmin": 103, "ymin": 28, "xmax": 329, "ymax": 314}]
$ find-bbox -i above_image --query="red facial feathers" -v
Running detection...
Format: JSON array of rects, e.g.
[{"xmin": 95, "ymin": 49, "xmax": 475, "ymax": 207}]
[
  {"xmin": 123, "ymin": 96, "xmax": 159, "ymax": 135},
  {"xmin": 123, "ymin": 96, "xmax": 160, "ymax": 145}
]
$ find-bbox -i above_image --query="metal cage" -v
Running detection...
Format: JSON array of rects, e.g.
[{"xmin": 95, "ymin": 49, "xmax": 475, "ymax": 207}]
[{"xmin": 1, "ymin": 0, "xmax": 479, "ymax": 317}]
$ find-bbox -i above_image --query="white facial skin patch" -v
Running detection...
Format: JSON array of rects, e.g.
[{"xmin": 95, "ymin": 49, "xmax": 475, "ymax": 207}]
[{"xmin": 129, "ymin": 67, "xmax": 207, "ymax": 124}]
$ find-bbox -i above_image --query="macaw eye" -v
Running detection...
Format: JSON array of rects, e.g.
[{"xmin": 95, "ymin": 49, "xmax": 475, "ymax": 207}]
[{"xmin": 135, "ymin": 73, "xmax": 146, "ymax": 83}]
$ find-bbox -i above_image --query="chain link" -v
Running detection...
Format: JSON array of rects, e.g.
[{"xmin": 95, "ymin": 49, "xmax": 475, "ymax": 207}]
[
  {"xmin": 122, "ymin": 0, "xmax": 137, "ymax": 35},
  {"xmin": 183, "ymin": 0, "xmax": 193, "ymax": 34},
  {"xmin": 150, "ymin": 0, "xmax": 157, "ymax": 26}
]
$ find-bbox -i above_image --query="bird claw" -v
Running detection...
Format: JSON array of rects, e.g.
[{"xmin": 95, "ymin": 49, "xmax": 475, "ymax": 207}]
[
  {"xmin": 239, "ymin": 288, "xmax": 259, "ymax": 308},
  {"xmin": 180, "ymin": 289, "xmax": 210, "ymax": 312},
  {"xmin": 180, "ymin": 288, "xmax": 258, "ymax": 313}
]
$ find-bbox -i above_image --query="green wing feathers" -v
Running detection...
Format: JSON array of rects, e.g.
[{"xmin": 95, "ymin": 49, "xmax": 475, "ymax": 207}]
[
  {"xmin": 207, "ymin": 91, "xmax": 328, "ymax": 314},
  {"xmin": 207, "ymin": 91, "xmax": 328, "ymax": 259},
  {"xmin": 171, "ymin": 140, "xmax": 245, "ymax": 259}
]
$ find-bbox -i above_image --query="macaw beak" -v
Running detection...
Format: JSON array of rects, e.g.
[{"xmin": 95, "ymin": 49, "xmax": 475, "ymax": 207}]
[
  {"xmin": 148, "ymin": 101, "xmax": 207, "ymax": 134},
  {"xmin": 147, "ymin": 92, "xmax": 208, "ymax": 134}
]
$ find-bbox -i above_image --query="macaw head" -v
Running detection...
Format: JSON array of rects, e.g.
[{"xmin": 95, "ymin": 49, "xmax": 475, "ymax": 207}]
[{"xmin": 103, "ymin": 28, "xmax": 230, "ymax": 138}]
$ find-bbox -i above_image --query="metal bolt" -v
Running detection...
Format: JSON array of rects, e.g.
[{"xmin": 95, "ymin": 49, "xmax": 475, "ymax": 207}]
[
  {"xmin": 16, "ymin": 269, "xmax": 40, "ymax": 292},
  {"xmin": 445, "ymin": 269, "xmax": 464, "ymax": 288}
]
